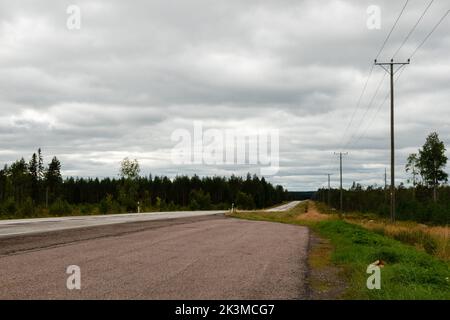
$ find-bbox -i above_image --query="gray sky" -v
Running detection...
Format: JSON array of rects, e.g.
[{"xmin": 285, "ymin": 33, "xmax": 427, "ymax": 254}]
[{"xmin": 0, "ymin": 0, "xmax": 449, "ymax": 190}]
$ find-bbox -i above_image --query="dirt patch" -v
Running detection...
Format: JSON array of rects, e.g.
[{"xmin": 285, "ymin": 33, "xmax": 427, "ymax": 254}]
[
  {"xmin": 297, "ymin": 201, "xmax": 335, "ymax": 222},
  {"xmin": 306, "ymin": 232, "xmax": 347, "ymax": 300}
]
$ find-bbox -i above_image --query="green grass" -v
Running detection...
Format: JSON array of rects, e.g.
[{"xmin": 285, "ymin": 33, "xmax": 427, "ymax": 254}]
[
  {"xmin": 315, "ymin": 220, "xmax": 450, "ymax": 299},
  {"xmin": 231, "ymin": 205, "xmax": 450, "ymax": 300}
]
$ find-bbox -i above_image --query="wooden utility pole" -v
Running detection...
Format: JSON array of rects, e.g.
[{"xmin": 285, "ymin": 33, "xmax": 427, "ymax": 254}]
[
  {"xmin": 375, "ymin": 58, "xmax": 410, "ymax": 222},
  {"xmin": 433, "ymin": 159, "xmax": 437, "ymax": 203},
  {"xmin": 334, "ymin": 152, "xmax": 348, "ymax": 215},
  {"xmin": 327, "ymin": 174, "xmax": 332, "ymax": 207}
]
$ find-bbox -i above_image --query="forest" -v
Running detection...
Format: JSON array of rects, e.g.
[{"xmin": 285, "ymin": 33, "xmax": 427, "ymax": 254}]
[
  {"xmin": 0, "ymin": 150, "xmax": 288, "ymax": 219},
  {"xmin": 316, "ymin": 132, "xmax": 449, "ymax": 225}
]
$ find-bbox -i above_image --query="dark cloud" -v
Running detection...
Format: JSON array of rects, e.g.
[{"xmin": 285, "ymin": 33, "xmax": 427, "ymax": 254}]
[{"xmin": 0, "ymin": 0, "xmax": 449, "ymax": 190}]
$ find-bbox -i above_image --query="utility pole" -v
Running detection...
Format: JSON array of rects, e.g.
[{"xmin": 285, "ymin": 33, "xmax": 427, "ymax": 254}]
[
  {"xmin": 433, "ymin": 159, "xmax": 437, "ymax": 203},
  {"xmin": 384, "ymin": 168, "xmax": 387, "ymax": 201},
  {"xmin": 327, "ymin": 174, "xmax": 332, "ymax": 207},
  {"xmin": 375, "ymin": 58, "xmax": 410, "ymax": 222},
  {"xmin": 334, "ymin": 152, "xmax": 348, "ymax": 215}
]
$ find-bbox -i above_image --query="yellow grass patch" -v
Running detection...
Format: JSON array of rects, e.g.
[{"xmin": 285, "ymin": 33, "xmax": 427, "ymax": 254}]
[{"xmin": 345, "ymin": 216, "xmax": 450, "ymax": 261}]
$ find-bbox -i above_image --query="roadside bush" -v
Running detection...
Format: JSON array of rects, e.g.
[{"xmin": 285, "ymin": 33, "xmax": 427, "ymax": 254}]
[
  {"xmin": 3, "ymin": 197, "xmax": 17, "ymax": 216},
  {"xmin": 236, "ymin": 192, "xmax": 255, "ymax": 210},
  {"xmin": 189, "ymin": 190, "xmax": 211, "ymax": 210},
  {"xmin": 19, "ymin": 197, "xmax": 35, "ymax": 217},
  {"xmin": 49, "ymin": 198, "xmax": 71, "ymax": 216},
  {"xmin": 422, "ymin": 234, "xmax": 438, "ymax": 255},
  {"xmin": 368, "ymin": 248, "xmax": 401, "ymax": 263},
  {"xmin": 99, "ymin": 194, "xmax": 118, "ymax": 214}
]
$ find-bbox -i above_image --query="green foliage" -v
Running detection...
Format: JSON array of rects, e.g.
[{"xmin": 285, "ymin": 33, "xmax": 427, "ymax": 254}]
[
  {"xmin": 0, "ymin": 151, "xmax": 287, "ymax": 218},
  {"xmin": 99, "ymin": 194, "xmax": 119, "ymax": 214},
  {"xmin": 236, "ymin": 191, "xmax": 255, "ymax": 210},
  {"xmin": 314, "ymin": 220, "xmax": 450, "ymax": 299},
  {"xmin": 19, "ymin": 197, "xmax": 35, "ymax": 217},
  {"xmin": 189, "ymin": 189, "xmax": 211, "ymax": 210},
  {"xmin": 49, "ymin": 198, "xmax": 71, "ymax": 216},
  {"xmin": 418, "ymin": 132, "xmax": 448, "ymax": 187},
  {"xmin": 119, "ymin": 158, "xmax": 140, "ymax": 180},
  {"xmin": 316, "ymin": 132, "xmax": 449, "ymax": 224},
  {"xmin": 422, "ymin": 235, "xmax": 439, "ymax": 256},
  {"xmin": 0, "ymin": 198, "xmax": 16, "ymax": 216},
  {"xmin": 118, "ymin": 179, "xmax": 139, "ymax": 212},
  {"xmin": 45, "ymin": 156, "xmax": 62, "ymax": 203},
  {"xmin": 233, "ymin": 207, "xmax": 450, "ymax": 299},
  {"xmin": 316, "ymin": 186, "xmax": 450, "ymax": 225}
]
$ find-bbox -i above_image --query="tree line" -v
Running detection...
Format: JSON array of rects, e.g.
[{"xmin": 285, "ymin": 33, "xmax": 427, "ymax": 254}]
[
  {"xmin": 316, "ymin": 132, "xmax": 449, "ymax": 225},
  {"xmin": 0, "ymin": 152, "xmax": 288, "ymax": 218}
]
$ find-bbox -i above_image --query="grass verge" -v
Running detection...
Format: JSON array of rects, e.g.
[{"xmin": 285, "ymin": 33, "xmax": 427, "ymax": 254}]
[{"xmin": 229, "ymin": 201, "xmax": 450, "ymax": 300}]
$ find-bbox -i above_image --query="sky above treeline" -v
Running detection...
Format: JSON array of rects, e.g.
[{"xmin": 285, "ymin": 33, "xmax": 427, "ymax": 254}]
[{"xmin": 0, "ymin": 0, "xmax": 449, "ymax": 190}]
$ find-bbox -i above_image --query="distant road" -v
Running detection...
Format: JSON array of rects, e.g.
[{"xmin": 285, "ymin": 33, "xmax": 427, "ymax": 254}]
[
  {"xmin": 0, "ymin": 201, "xmax": 309, "ymax": 299},
  {"xmin": 265, "ymin": 200, "xmax": 303, "ymax": 212},
  {"xmin": 0, "ymin": 201, "xmax": 299, "ymax": 237}
]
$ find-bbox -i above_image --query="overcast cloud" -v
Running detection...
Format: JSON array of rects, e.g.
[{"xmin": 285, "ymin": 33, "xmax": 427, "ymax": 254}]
[{"xmin": 0, "ymin": 0, "xmax": 449, "ymax": 190}]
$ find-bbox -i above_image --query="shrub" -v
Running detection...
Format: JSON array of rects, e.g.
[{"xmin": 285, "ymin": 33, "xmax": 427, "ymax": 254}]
[
  {"xmin": 99, "ymin": 194, "xmax": 116, "ymax": 214},
  {"xmin": 3, "ymin": 197, "xmax": 17, "ymax": 216},
  {"xmin": 189, "ymin": 190, "xmax": 211, "ymax": 210},
  {"xmin": 422, "ymin": 234, "xmax": 438, "ymax": 255},
  {"xmin": 368, "ymin": 248, "xmax": 401, "ymax": 263},
  {"xmin": 19, "ymin": 197, "xmax": 35, "ymax": 217},
  {"xmin": 49, "ymin": 198, "xmax": 71, "ymax": 216},
  {"xmin": 236, "ymin": 192, "xmax": 255, "ymax": 210}
]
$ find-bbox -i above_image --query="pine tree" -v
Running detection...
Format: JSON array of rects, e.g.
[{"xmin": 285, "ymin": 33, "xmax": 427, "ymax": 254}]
[
  {"xmin": 45, "ymin": 156, "xmax": 62, "ymax": 204},
  {"xmin": 29, "ymin": 153, "xmax": 39, "ymax": 202}
]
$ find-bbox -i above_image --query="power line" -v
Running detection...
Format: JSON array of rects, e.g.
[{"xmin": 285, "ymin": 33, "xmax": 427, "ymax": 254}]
[
  {"xmin": 338, "ymin": 64, "xmax": 375, "ymax": 150},
  {"xmin": 392, "ymin": 0, "xmax": 435, "ymax": 59},
  {"xmin": 375, "ymin": 0, "xmax": 410, "ymax": 60},
  {"xmin": 352, "ymin": 6, "xmax": 449, "ymax": 157},
  {"xmin": 343, "ymin": 71, "xmax": 387, "ymax": 149},
  {"xmin": 409, "ymin": 9, "xmax": 450, "ymax": 59},
  {"xmin": 340, "ymin": 0, "xmax": 410, "ymax": 151},
  {"xmin": 350, "ymin": 66, "xmax": 407, "ymax": 148}
]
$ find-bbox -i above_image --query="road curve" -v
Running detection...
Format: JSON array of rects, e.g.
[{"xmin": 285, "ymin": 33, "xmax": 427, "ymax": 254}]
[{"xmin": 0, "ymin": 215, "xmax": 309, "ymax": 299}]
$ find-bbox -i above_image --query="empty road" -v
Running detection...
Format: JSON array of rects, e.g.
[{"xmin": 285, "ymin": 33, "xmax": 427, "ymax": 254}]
[
  {"xmin": 0, "ymin": 201, "xmax": 299, "ymax": 238},
  {"xmin": 265, "ymin": 201, "xmax": 303, "ymax": 212},
  {"xmin": 0, "ymin": 210, "xmax": 227, "ymax": 238},
  {"xmin": 0, "ymin": 202, "xmax": 310, "ymax": 299}
]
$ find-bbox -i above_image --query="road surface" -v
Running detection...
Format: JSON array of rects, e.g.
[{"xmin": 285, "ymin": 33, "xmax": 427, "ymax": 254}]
[
  {"xmin": 265, "ymin": 201, "xmax": 303, "ymax": 212},
  {"xmin": 0, "ymin": 201, "xmax": 309, "ymax": 299},
  {"xmin": 0, "ymin": 210, "xmax": 227, "ymax": 238},
  {"xmin": 0, "ymin": 201, "xmax": 298, "ymax": 237}
]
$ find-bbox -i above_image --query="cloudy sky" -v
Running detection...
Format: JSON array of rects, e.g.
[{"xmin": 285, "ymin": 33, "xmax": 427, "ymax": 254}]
[{"xmin": 0, "ymin": 0, "xmax": 449, "ymax": 190}]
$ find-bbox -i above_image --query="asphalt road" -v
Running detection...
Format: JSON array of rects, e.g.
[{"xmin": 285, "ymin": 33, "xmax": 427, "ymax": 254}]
[
  {"xmin": 0, "ymin": 210, "xmax": 226, "ymax": 238},
  {"xmin": 265, "ymin": 201, "xmax": 303, "ymax": 212},
  {"xmin": 0, "ymin": 202, "xmax": 310, "ymax": 299},
  {"xmin": 0, "ymin": 201, "xmax": 301, "ymax": 238}
]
